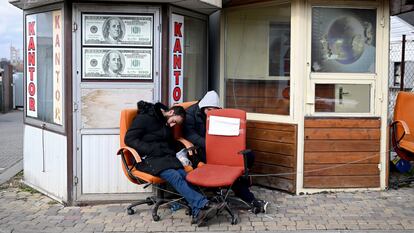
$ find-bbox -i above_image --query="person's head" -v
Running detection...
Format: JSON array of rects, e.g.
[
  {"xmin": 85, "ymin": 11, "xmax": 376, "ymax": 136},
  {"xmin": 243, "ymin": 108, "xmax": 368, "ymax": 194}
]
[
  {"xmin": 164, "ymin": 106, "xmax": 186, "ymax": 127},
  {"xmin": 198, "ymin": 91, "xmax": 221, "ymax": 115},
  {"xmin": 103, "ymin": 51, "xmax": 123, "ymax": 74},
  {"xmin": 103, "ymin": 18, "xmax": 123, "ymax": 41}
]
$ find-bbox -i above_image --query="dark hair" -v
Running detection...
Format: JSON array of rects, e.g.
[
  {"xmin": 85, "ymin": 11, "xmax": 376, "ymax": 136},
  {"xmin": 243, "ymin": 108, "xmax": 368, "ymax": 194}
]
[{"xmin": 169, "ymin": 106, "xmax": 186, "ymax": 119}]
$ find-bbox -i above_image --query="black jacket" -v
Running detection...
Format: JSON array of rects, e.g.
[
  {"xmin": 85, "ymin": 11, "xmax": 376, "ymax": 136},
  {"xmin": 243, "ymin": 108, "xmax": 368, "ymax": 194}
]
[
  {"xmin": 124, "ymin": 101, "xmax": 183, "ymax": 175},
  {"xmin": 183, "ymin": 103, "xmax": 207, "ymax": 162}
]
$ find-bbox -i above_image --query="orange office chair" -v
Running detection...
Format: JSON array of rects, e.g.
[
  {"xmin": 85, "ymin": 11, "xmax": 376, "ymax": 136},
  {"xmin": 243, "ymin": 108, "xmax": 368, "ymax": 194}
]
[
  {"xmin": 185, "ymin": 108, "xmax": 250, "ymax": 225},
  {"xmin": 390, "ymin": 92, "xmax": 414, "ymax": 161},
  {"xmin": 117, "ymin": 108, "xmax": 191, "ymax": 221},
  {"xmin": 390, "ymin": 92, "xmax": 414, "ymax": 188}
]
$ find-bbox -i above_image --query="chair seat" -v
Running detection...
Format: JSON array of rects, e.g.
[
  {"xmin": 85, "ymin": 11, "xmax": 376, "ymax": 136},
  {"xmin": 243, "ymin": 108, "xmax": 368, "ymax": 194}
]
[
  {"xmin": 400, "ymin": 139, "xmax": 414, "ymax": 153},
  {"xmin": 186, "ymin": 164, "xmax": 244, "ymax": 187},
  {"xmin": 130, "ymin": 165, "xmax": 194, "ymax": 184},
  {"xmin": 130, "ymin": 169, "xmax": 165, "ymax": 184}
]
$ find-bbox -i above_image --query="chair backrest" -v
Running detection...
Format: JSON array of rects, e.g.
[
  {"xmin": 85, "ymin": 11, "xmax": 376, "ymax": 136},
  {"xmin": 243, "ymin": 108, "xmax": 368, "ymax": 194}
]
[
  {"xmin": 172, "ymin": 101, "xmax": 198, "ymax": 139},
  {"xmin": 205, "ymin": 109, "xmax": 246, "ymax": 167},
  {"xmin": 119, "ymin": 108, "xmax": 139, "ymax": 184},
  {"xmin": 120, "ymin": 109, "xmax": 138, "ymax": 147},
  {"xmin": 393, "ymin": 92, "xmax": 414, "ymax": 139}
]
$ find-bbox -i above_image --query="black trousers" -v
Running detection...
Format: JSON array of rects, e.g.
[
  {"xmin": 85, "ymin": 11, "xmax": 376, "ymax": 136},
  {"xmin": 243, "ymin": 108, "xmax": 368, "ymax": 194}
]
[{"xmin": 232, "ymin": 176, "xmax": 255, "ymax": 203}]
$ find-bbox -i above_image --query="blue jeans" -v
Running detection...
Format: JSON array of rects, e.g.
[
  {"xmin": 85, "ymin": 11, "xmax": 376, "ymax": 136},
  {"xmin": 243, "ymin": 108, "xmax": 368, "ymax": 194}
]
[{"xmin": 159, "ymin": 169, "xmax": 208, "ymax": 216}]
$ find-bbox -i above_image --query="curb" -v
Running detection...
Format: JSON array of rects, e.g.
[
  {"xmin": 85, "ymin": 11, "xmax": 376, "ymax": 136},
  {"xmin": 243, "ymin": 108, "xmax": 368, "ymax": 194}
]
[{"xmin": 0, "ymin": 159, "xmax": 23, "ymax": 184}]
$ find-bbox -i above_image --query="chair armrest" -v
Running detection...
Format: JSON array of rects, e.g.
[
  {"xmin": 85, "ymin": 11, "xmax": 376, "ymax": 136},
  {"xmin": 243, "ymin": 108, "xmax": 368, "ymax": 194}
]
[
  {"xmin": 391, "ymin": 120, "xmax": 411, "ymax": 135},
  {"xmin": 117, "ymin": 146, "xmax": 142, "ymax": 163},
  {"xmin": 391, "ymin": 120, "xmax": 411, "ymax": 143},
  {"xmin": 176, "ymin": 137, "xmax": 198, "ymax": 156},
  {"xmin": 238, "ymin": 149, "xmax": 252, "ymax": 179}
]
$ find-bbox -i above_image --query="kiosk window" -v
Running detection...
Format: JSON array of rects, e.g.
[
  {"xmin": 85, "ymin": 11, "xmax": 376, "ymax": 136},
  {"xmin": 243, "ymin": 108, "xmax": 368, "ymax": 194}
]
[
  {"xmin": 25, "ymin": 10, "xmax": 64, "ymax": 126},
  {"xmin": 225, "ymin": 3, "xmax": 291, "ymax": 115},
  {"xmin": 311, "ymin": 7, "xmax": 376, "ymax": 73},
  {"xmin": 315, "ymin": 84, "xmax": 371, "ymax": 113}
]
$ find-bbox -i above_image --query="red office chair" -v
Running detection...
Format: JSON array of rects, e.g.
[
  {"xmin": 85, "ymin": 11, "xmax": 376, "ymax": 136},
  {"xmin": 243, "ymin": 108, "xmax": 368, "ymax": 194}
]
[{"xmin": 186, "ymin": 109, "xmax": 250, "ymax": 225}]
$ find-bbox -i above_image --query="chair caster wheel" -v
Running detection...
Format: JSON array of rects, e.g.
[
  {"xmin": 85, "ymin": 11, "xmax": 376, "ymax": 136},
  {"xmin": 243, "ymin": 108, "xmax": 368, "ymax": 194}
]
[
  {"xmin": 146, "ymin": 197, "xmax": 155, "ymax": 205},
  {"xmin": 152, "ymin": 215, "xmax": 160, "ymax": 221},
  {"xmin": 127, "ymin": 208, "xmax": 135, "ymax": 215},
  {"xmin": 231, "ymin": 217, "xmax": 238, "ymax": 225},
  {"xmin": 185, "ymin": 209, "xmax": 191, "ymax": 215}
]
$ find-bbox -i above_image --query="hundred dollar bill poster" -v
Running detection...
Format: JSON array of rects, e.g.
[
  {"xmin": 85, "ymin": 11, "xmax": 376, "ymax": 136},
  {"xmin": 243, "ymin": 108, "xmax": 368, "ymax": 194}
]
[
  {"xmin": 82, "ymin": 14, "xmax": 153, "ymax": 46},
  {"xmin": 82, "ymin": 48, "xmax": 152, "ymax": 80}
]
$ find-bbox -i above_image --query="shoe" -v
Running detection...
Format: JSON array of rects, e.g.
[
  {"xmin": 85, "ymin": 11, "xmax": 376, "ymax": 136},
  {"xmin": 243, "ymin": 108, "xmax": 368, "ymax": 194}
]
[
  {"xmin": 251, "ymin": 199, "xmax": 269, "ymax": 214},
  {"xmin": 194, "ymin": 202, "xmax": 224, "ymax": 226}
]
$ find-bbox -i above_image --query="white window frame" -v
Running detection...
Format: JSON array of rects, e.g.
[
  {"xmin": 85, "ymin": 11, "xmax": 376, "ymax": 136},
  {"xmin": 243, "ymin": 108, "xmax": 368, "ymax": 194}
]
[{"xmin": 305, "ymin": 1, "xmax": 383, "ymax": 117}]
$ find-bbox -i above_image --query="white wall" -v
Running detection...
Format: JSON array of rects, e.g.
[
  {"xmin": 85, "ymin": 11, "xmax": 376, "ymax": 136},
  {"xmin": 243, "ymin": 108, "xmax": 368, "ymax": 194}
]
[
  {"xmin": 81, "ymin": 134, "xmax": 146, "ymax": 194},
  {"xmin": 23, "ymin": 125, "xmax": 67, "ymax": 201}
]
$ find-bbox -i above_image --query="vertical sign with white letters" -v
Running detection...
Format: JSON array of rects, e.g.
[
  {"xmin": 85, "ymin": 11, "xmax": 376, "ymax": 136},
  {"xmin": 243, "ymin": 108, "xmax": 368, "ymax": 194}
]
[
  {"xmin": 169, "ymin": 14, "xmax": 184, "ymax": 105},
  {"xmin": 26, "ymin": 15, "xmax": 37, "ymax": 118}
]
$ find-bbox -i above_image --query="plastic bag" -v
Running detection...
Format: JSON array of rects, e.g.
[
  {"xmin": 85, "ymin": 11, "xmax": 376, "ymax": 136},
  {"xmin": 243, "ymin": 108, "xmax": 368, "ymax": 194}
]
[{"xmin": 176, "ymin": 148, "xmax": 192, "ymax": 167}]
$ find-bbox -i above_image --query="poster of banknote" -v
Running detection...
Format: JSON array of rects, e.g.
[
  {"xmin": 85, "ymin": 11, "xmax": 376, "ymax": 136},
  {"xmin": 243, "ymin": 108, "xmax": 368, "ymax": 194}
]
[
  {"xmin": 82, "ymin": 14, "xmax": 153, "ymax": 46},
  {"xmin": 82, "ymin": 48, "xmax": 152, "ymax": 80}
]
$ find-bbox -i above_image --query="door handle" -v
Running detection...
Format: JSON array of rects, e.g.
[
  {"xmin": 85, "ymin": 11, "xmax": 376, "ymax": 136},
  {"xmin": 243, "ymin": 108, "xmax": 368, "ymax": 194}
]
[{"xmin": 339, "ymin": 87, "xmax": 349, "ymax": 104}]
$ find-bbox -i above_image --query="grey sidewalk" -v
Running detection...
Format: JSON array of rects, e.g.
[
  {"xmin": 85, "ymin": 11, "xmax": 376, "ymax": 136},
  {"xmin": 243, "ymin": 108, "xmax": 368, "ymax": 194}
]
[
  {"xmin": 1, "ymin": 172, "xmax": 414, "ymax": 233},
  {"xmin": 0, "ymin": 110, "xmax": 23, "ymax": 184}
]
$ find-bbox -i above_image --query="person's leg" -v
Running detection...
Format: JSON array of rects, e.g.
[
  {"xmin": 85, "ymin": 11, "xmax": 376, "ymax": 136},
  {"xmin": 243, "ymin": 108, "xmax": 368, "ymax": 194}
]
[
  {"xmin": 231, "ymin": 177, "xmax": 255, "ymax": 203},
  {"xmin": 232, "ymin": 177, "xmax": 269, "ymax": 214},
  {"xmin": 159, "ymin": 169, "xmax": 208, "ymax": 216}
]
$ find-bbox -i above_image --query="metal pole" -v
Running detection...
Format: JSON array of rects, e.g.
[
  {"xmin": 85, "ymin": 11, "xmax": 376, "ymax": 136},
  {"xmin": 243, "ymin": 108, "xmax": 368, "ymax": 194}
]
[{"xmin": 400, "ymin": 34, "xmax": 406, "ymax": 91}]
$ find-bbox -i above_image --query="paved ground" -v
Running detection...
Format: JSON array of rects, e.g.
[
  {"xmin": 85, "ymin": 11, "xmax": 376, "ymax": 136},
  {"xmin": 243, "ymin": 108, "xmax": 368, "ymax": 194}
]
[
  {"xmin": 0, "ymin": 110, "xmax": 23, "ymax": 184},
  {"xmin": 1, "ymin": 110, "xmax": 414, "ymax": 232},
  {"xmin": 1, "ymin": 172, "xmax": 414, "ymax": 233}
]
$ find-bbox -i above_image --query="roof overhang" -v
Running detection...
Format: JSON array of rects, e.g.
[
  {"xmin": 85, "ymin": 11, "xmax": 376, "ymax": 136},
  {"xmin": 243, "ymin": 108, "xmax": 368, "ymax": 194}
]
[
  {"xmin": 391, "ymin": 0, "xmax": 414, "ymax": 16},
  {"xmin": 9, "ymin": 0, "xmax": 221, "ymax": 14}
]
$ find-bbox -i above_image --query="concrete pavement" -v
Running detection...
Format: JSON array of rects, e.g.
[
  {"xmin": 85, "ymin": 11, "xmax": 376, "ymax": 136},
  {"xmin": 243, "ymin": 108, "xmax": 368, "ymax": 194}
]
[
  {"xmin": 0, "ymin": 110, "xmax": 23, "ymax": 184},
  {"xmin": 0, "ymin": 172, "xmax": 414, "ymax": 233}
]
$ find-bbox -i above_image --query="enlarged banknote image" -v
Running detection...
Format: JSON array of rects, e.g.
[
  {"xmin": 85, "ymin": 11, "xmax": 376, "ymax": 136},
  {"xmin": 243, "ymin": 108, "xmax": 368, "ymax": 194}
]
[
  {"xmin": 83, "ymin": 48, "xmax": 152, "ymax": 80},
  {"xmin": 82, "ymin": 14, "xmax": 153, "ymax": 46}
]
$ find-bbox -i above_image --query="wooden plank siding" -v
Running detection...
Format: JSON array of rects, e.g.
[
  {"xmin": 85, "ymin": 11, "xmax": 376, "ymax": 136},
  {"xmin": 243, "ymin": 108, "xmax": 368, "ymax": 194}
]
[
  {"xmin": 248, "ymin": 121, "xmax": 297, "ymax": 193},
  {"xmin": 303, "ymin": 118, "xmax": 381, "ymax": 189}
]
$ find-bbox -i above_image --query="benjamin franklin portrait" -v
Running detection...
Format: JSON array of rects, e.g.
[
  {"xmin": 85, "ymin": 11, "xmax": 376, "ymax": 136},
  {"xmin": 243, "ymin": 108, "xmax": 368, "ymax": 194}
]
[
  {"xmin": 102, "ymin": 17, "xmax": 125, "ymax": 43},
  {"xmin": 102, "ymin": 50, "xmax": 125, "ymax": 76}
]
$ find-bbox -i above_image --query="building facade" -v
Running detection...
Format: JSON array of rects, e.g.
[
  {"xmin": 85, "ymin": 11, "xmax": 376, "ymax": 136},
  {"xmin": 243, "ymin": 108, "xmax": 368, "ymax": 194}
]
[{"xmin": 11, "ymin": 0, "xmax": 391, "ymax": 205}]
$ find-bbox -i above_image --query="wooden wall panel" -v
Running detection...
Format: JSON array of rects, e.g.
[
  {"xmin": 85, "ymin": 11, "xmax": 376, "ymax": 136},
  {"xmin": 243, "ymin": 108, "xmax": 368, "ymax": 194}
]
[
  {"xmin": 248, "ymin": 121, "xmax": 297, "ymax": 193},
  {"xmin": 304, "ymin": 118, "xmax": 381, "ymax": 189}
]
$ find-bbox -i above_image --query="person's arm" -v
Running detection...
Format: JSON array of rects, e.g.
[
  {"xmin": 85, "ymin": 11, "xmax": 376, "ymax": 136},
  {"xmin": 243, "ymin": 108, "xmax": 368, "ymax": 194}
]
[
  {"xmin": 125, "ymin": 115, "xmax": 158, "ymax": 156},
  {"xmin": 183, "ymin": 108, "xmax": 205, "ymax": 149}
]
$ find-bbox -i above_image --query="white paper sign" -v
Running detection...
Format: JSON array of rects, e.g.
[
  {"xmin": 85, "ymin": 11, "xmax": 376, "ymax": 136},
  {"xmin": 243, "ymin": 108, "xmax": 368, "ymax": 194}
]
[{"xmin": 208, "ymin": 116, "xmax": 240, "ymax": 136}]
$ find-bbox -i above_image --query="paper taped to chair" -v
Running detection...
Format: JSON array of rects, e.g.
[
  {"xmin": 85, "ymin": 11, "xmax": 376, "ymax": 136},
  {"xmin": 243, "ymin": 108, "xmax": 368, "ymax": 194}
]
[{"xmin": 208, "ymin": 116, "xmax": 240, "ymax": 136}]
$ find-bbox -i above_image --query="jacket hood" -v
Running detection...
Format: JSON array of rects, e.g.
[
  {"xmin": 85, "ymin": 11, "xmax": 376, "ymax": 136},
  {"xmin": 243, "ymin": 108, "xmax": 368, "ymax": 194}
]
[
  {"xmin": 198, "ymin": 91, "xmax": 220, "ymax": 109},
  {"xmin": 137, "ymin": 101, "xmax": 168, "ymax": 123}
]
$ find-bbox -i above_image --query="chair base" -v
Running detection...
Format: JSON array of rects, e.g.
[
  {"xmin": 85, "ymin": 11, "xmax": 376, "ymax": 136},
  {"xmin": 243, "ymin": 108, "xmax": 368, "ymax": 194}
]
[
  {"xmin": 209, "ymin": 193, "xmax": 239, "ymax": 225},
  {"xmin": 126, "ymin": 196, "xmax": 191, "ymax": 221},
  {"xmin": 390, "ymin": 175, "xmax": 414, "ymax": 190}
]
